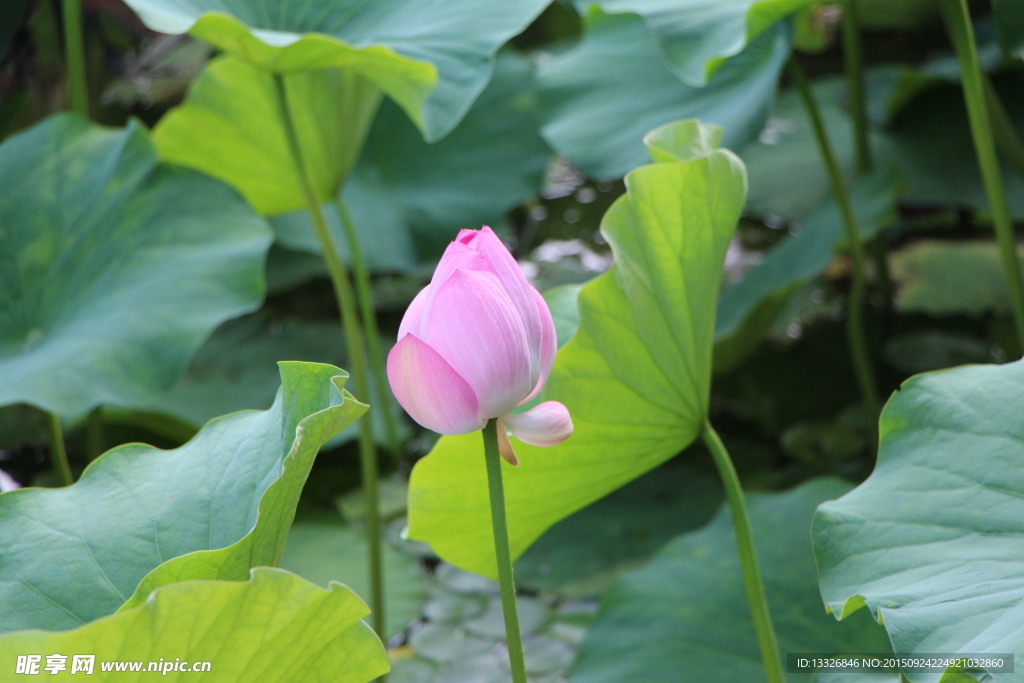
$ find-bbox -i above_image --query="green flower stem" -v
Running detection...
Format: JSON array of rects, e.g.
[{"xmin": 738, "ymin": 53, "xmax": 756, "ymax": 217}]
[
  {"xmin": 482, "ymin": 419, "xmax": 527, "ymax": 683},
  {"xmin": 841, "ymin": 0, "xmax": 894, "ymax": 314},
  {"xmin": 983, "ymin": 75, "xmax": 1024, "ymax": 186},
  {"xmin": 788, "ymin": 58, "xmax": 881, "ymax": 428},
  {"xmin": 702, "ymin": 420, "xmax": 783, "ymax": 683},
  {"xmin": 354, "ymin": 392, "xmax": 385, "ymax": 648},
  {"xmin": 45, "ymin": 412, "xmax": 73, "ymax": 487},
  {"xmin": 841, "ymin": 0, "xmax": 871, "ymax": 174},
  {"xmin": 272, "ymin": 74, "xmax": 386, "ymax": 640},
  {"xmin": 868, "ymin": 234, "xmax": 893, "ymax": 311},
  {"xmin": 61, "ymin": 0, "xmax": 88, "ymax": 117},
  {"xmin": 941, "ymin": 0, "xmax": 1024, "ymax": 346},
  {"xmin": 334, "ymin": 198, "xmax": 401, "ymax": 458}
]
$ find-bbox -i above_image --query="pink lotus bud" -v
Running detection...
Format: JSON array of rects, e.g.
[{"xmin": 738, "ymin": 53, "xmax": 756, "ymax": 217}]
[{"xmin": 387, "ymin": 227, "xmax": 572, "ymax": 462}]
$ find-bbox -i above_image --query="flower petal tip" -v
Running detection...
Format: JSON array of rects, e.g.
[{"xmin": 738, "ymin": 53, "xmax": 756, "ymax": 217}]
[
  {"xmin": 502, "ymin": 401, "xmax": 573, "ymax": 448},
  {"xmin": 496, "ymin": 421, "xmax": 520, "ymax": 466}
]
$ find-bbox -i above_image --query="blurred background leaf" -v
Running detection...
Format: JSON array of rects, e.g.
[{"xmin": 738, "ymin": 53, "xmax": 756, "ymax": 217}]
[
  {"xmin": 0, "ymin": 115, "xmax": 270, "ymax": 421},
  {"xmin": 537, "ymin": 10, "xmax": 790, "ymax": 179}
]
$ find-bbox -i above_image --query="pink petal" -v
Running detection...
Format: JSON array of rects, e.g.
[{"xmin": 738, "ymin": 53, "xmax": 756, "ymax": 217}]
[
  {"xmin": 423, "ymin": 269, "xmax": 533, "ymax": 419},
  {"xmin": 415, "ymin": 240, "xmax": 490, "ymax": 339},
  {"xmin": 397, "ymin": 285, "xmax": 431, "ymax": 341},
  {"xmin": 521, "ymin": 288, "xmax": 558, "ymax": 404},
  {"xmin": 456, "ymin": 229, "xmax": 479, "ymax": 245},
  {"xmin": 469, "ymin": 227, "xmax": 544, "ymax": 385},
  {"xmin": 387, "ymin": 334, "xmax": 485, "ymax": 435},
  {"xmin": 431, "ymin": 239, "xmax": 489, "ymax": 290},
  {"xmin": 502, "ymin": 401, "xmax": 573, "ymax": 447}
]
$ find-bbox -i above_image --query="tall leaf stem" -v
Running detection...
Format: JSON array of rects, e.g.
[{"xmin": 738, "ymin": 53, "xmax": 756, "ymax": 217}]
[
  {"xmin": 941, "ymin": 0, "xmax": 1024, "ymax": 345},
  {"xmin": 702, "ymin": 420, "xmax": 783, "ymax": 683},
  {"xmin": 841, "ymin": 0, "xmax": 894, "ymax": 313},
  {"xmin": 482, "ymin": 419, "xmax": 527, "ymax": 683},
  {"xmin": 334, "ymin": 198, "xmax": 401, "ymax": 458},
  {"xmin": 45, "ymin": 412, "xmax": 73, "ymax": 486},
  {"xmin": 842, "ymin": 0, "xmax": 871, "ymax": 174},
  {"xmin": 61, "ymin": 0, "xmax": 88, "ymax": 117},
  {"xmin": 983, "ymin": 76, "xmax": 1024, "ymax": 186},
  {"xmin": 272, "ymin": 75, "xmax": 385, "ymax": 640},
  {"xmin": 788, "ymin": 58, "xmax": 880, "ymax": 426}
]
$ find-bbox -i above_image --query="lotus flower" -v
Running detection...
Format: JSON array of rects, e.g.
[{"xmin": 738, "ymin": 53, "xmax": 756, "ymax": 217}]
[{"xmin": 387, "ymin": 227, "xmax": 572, "ymax": 464}]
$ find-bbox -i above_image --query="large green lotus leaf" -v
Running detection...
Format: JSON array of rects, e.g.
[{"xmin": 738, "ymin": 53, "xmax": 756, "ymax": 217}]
[
  {"xmin": 282, "ymin": 515, "xmax": 428, "ymax": 638},
  {"xmin": 407, "ymin": 119, "xmax": 746, "ymax": 577},
  {"xmin": 0, "ymin": 568, "xmax": 387, "ymax": 682},
  {"xmin": 0, "ymin": 114, "xmax": 270, "ymax": 420},
  {"xmin": 570, "ymin": 480, "xmax": 892, "ymax": 682},
  {"xmin": 572, "ymin": 0, "xmax": 811, "ymax": 85},
  {"xmin": 714, "ymin": 170, "xmax": 900, "ymax": 372},
  {"xmin": 814, "ymin": 358, "xmax": 1024, "ymax": 682},
  {"xmin": 0, "ymin": 362, "xmax": 366, "ymax": 633},
  {"xmin": 122, "ymin": 0, "xmax": 549, "ymax": 141},
  {"xmin": 890, "ymin": 240, "xmax": 1024, "ymax": 317},
  {"xmin": 273, "ymin": 50, "xmax": 551, "ymax": 266},
  {"xmin": 154, "ymin": 56, "xmax": 377, "ymax": 215},
  {"xmin": 537, "ymin": 9, "xmax": 789, "ymax": 180}
]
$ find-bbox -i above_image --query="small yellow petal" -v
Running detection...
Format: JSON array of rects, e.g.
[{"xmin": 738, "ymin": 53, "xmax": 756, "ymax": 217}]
[{"xmin": 496, "ymin": 418, "xmax": 519, "ymax": 466}]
